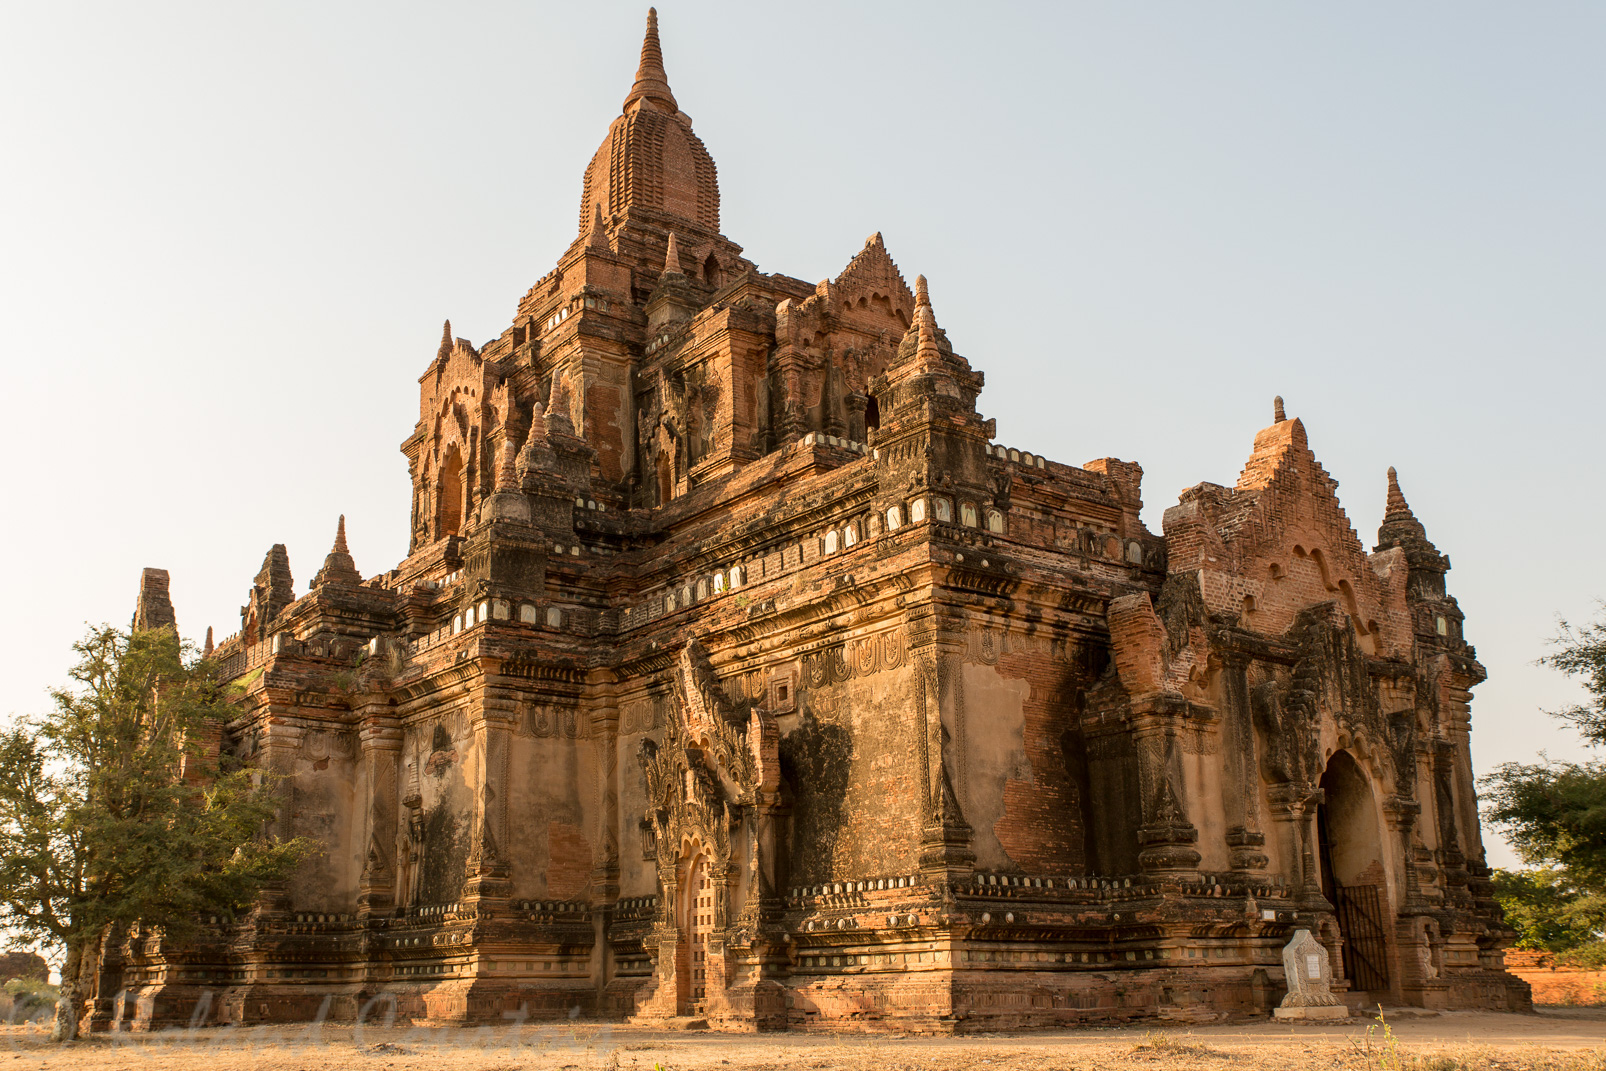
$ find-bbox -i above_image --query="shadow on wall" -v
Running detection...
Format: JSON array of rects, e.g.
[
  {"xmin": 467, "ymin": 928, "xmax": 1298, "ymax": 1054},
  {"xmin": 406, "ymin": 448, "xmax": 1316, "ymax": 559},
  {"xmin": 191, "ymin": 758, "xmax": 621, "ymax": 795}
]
[
  {"xmin": 779, "ymin": 709, "xmax": 853, "ymax": 885},
  {"xmin": 1060, "ymin": 724, "xmax": 1143, "ymax": 875}
]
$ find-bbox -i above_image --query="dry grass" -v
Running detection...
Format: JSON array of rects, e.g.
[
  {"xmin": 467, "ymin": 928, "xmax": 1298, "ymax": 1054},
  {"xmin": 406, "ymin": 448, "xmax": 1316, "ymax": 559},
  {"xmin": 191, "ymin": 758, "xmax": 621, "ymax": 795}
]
[{"xmin": 0, "ymin": 1012, "xmax": 1599, "ymax": 1071}]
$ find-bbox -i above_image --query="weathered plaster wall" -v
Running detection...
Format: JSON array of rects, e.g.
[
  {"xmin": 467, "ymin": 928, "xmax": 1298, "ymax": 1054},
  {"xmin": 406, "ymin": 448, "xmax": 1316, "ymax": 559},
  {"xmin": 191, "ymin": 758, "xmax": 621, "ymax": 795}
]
[
  {"xmin": 285, "ymin": 727, "xmax": 359, "ymax": 912},
  {"xmin": 508, "ymin": 707, "xmax": 596, "ymax": 901}
]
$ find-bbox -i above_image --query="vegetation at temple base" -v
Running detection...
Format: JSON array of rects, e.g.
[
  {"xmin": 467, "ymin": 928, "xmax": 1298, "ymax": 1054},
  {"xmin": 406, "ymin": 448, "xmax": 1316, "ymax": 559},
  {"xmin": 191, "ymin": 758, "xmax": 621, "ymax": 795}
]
[
  {"xmin": 1484, "ymin": 606, "xmax": 1606, "ymax": 964},
  {"xmin": 0, "ymin": 625, "xmax": 309, "ymax": 1042}
]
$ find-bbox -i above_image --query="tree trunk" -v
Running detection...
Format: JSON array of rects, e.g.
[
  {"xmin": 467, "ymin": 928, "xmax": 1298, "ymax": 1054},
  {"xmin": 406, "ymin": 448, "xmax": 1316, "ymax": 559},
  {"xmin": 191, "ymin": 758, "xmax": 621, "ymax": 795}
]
[{"xmin": 49, "ymin": 939, "xmax": 83, "ymax": 1043}]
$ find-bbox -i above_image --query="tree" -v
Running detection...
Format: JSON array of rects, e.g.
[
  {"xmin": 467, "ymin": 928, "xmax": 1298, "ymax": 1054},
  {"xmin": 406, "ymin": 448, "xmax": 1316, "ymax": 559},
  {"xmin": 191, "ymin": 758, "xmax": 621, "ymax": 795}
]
[
  {"xmin": 1483, "ymin": 605, "xmax": 1606, "ymax": 952},
  {"xmin": 1540, "ymin": 610, "xmax": 1606, "ymax": 746},
  {"xmin": 1482, "ymin": 757, "xmax": 1606, "ymax": 889},
  {"xmin": 0, "ymin": 625, "xmax": 308, "ymax": 1041},
  {"xmin": 1490, "ymin": 867, "xmax": 1606, "ymax": 952}
]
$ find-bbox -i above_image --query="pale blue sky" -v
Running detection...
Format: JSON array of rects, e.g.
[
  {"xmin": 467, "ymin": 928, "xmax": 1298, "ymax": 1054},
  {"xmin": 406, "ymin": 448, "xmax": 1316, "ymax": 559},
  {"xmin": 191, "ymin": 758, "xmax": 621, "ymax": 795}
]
[{"xmin": 3, "ymin": 2, "xmax": 1602, "ymax": 868}]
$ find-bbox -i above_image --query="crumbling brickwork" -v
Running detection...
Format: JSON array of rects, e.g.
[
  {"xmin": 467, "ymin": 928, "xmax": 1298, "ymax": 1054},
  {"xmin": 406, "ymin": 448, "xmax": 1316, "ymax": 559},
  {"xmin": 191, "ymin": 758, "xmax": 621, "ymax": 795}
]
[{"xmin": 95, "ymin": 9, "xmax": 1527, "ymax": 1034}]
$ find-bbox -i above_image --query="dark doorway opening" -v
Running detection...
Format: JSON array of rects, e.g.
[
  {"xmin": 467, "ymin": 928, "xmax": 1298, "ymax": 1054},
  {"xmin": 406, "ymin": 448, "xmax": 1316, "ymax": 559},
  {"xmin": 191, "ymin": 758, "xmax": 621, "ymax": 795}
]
[{"xmin": 1317, "ymin": 750, "xmax": 1391, "ymax": 994}]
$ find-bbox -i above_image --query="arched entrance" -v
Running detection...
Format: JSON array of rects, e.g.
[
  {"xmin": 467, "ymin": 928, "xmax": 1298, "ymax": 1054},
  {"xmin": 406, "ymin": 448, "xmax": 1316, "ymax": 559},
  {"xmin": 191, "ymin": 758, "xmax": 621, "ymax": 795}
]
[
  {"xmin": 675, "ymin": 845, "xmax": 715, "ymax": 1014},
  {"xmin": 1317, "ymin": 750, "xmax": 1392, "ymax": 995}
]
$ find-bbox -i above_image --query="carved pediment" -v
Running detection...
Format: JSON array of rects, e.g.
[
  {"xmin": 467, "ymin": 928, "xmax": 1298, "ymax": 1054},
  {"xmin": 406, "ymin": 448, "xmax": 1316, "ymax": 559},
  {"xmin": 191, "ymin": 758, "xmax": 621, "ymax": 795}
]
[{"xmin": 637, "ymin": 637, "xmax": 781, "ymax": 867}]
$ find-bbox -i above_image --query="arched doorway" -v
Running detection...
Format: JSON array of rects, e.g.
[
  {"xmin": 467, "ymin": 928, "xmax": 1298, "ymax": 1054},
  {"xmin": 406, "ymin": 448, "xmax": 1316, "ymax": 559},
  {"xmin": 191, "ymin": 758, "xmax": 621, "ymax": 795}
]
[
  {"xmin": 676, "ymin": 846, "xmax": 714, "ymax": 1014},
  {"xmin": 1317, "ymin": 750, "xmax": 1392, "ymax": 995}
]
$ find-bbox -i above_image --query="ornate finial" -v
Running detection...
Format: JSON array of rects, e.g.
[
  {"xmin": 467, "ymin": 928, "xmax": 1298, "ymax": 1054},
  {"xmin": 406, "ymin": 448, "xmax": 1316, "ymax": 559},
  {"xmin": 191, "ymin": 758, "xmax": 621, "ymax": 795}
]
[
  {"xmin": 623, "ymin": 7, "xmax": 678, "ymax": 113},
  {"xmin": 333, "ymin": 515, "xmax": 349, "ymax": 555},
  {"xmin": 867, "ymin": 231, "xmax": 884, "ymax": 249},
  {"xmin": 1273, "ymin": 395, "xmax": 1286, "ymax": 423},
  {"xmin": 588, "ymin": 202, "xmax": 609, "ymax": 249},
  {"xmin": 663, "ymin": 232, "xmax": 682, "ymax": 277},
  {"xmin": 438, "ymin": 319, "xmax": 452, "ymax": 360},
  {"xmin": 914, "ymin": 274, "xmax": 930, "ymax": 308}
]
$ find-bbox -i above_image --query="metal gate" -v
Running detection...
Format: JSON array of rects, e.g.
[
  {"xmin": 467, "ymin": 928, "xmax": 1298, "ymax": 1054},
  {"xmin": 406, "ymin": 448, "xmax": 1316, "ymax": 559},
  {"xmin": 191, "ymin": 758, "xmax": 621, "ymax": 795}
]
[{"xmin": 1333, "ymin": 883, "xmax": 1390, "ymax": 992}]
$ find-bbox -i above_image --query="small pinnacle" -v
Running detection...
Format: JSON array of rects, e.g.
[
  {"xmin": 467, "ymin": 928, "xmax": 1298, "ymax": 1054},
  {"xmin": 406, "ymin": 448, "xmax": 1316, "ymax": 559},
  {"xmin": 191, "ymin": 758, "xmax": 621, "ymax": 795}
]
[
  {"xmin": 547, "ymin": 372, "xmax": 575, "ymax": 436},
  {"xmin": 912, "ymin": 276, "xmax": 943, "ymax": 365},
  {"xmin": 1273, "ymin": 395, "xmax": 1286, "ymax": 423},
  {"xmin": 1386, "ymin": 466, "xmax": 1412, "ymax": 517},
  {"xmin": 588, "ymin": 202, "xmax": 608, "ymax": 248},
  {"xmin": 438, "ymin": 320, "xmax": 452, "ymax": 358},
  {"xmin": 497, "ymin": 436, "xmax": 519, "ymax": 491},
  {"xmin": 518, "ymin": 403, "xmax": 552, "ymax": 479},
  {"xmin": 663, "ymin": 232, "xmax": 682, "ymax": 276},
  {"xmin": 203, "ymin": 626, "xmax": 214, "ymax": 658},
  {"xmin": 333, "ymin": 515, "xmax": 349, "ymax": 555}
]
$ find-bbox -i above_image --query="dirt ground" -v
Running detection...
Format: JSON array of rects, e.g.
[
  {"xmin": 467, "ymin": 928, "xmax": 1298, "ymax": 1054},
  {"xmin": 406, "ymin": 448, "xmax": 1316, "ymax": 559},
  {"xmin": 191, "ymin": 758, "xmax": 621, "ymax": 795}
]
[{"xmin": 2, "ymin": 1009, "xmax": 1604, "ymax": 1071}]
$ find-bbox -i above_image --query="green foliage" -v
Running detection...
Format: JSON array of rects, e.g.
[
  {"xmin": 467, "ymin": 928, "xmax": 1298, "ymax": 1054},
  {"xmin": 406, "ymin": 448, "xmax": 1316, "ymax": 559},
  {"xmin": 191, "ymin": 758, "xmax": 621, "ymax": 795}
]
[
  {"xmin": 1350, "ymin": 1009, "xmax": 1406, "ymax": 1071},
  {"xmin": 0, "ymin": 624, "xmax": 310, "ymax": 1035},
  {"xmin": 3, "ymin": 977, "xmax": 58, "ymax": 1019},
  {"xmin": 1492, "ymin": 868, "xmax": 1606, "ymax": 952},
  {"xmin": 1540, "ymin": 608, "xmax": 1606, "ymax": 746},
  {"xmin": 1557, "ymin": 940, "xmax": 1606, "ymax": 970},
  {"xmin": 1483, "ymin": 759, "xmax": 1606, "ymax": 887},
  {"xmin": 1482, "ymin": 605, "xmax": 1606, "ymax": 959}
]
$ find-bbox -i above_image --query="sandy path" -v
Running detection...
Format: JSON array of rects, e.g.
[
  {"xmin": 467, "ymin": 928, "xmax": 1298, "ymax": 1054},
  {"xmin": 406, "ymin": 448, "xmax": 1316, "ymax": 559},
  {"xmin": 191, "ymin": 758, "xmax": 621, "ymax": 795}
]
[{"xmin": 0, "ymin": 1010, "xmax": 1601, "ymax": 1071}]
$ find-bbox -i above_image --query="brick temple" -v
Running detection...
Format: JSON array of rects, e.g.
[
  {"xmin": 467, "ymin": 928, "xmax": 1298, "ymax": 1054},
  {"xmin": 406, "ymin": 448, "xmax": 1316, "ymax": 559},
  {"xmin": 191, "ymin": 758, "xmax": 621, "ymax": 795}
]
[{"xmin": 97, "ymin": 10, "xmax": 1528, "ymax": 1031}]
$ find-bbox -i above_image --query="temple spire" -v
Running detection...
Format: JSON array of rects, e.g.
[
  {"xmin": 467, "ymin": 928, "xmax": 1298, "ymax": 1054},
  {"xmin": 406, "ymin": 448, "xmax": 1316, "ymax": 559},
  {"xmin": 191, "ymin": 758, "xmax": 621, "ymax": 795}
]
[
  {"xmin": 131, "ymin": 567, "xmax": 176, "ymax": 634},
  {"xmin": 1273, "ymin": 395, "xmax": 1286, "ymax": 423},
  {"xmin": 1385, "ymin": 466, "xmax": 1411, "ymax": 519},
  {"xmin": 438, "ymin": 320, "xmax": 452, "ymax": 361},
  {"xmin": 913, "ymin": 275, "xmax": 943, "ymax": 366},
  {"xmin": 662, "ymin": 232, "xmax": 683, "ymax": 277},
  {"xmin": 313, "ymin": 515, "xmax": 360, "ymax": 588},
  {"xmin": 517, "ymin": 402, "xmax": 555, "ymax": 482},
  {"xmin": 1376, "ymin": 465, "xmax": 1444, "ymax": 568},
  {"xmin": 547, "ymin": 372, "xmax": 576, "ymax": 437},
  {"xmin": 203, "ymin": 626, "xmax": 213, "ymax": 659},
  {"xmin": 497, "ymin": 435, "xmax": 519, "ymax": 491},
  {"xmin": 622, "ymin": 8, "xmax": 678, "ymax": 113}
]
